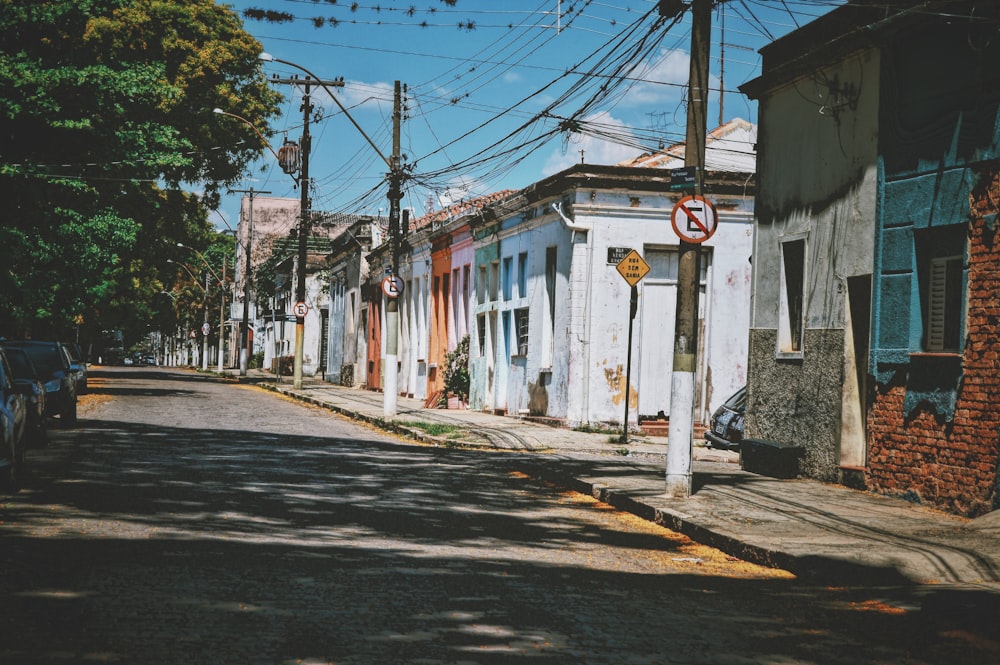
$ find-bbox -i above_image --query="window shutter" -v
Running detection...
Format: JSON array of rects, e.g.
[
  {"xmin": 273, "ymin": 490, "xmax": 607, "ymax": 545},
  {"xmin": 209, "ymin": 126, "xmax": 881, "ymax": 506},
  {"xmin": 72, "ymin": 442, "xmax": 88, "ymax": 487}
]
[{"xmin": 926, "ymin": 257, "xmax": 948, "ymax": 351}]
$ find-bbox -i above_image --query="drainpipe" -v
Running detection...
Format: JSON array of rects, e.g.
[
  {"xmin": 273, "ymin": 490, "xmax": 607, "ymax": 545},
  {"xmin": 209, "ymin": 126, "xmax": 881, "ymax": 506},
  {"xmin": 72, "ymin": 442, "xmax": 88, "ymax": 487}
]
[{"xmin": 551, "ymin": 201, "xmax": 594, "ymax": 426}]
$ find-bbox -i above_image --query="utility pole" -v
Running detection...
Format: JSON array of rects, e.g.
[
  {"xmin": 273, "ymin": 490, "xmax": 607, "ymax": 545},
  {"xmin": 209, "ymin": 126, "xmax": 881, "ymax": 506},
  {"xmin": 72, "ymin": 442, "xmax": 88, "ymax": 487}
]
[
  {"xmin": 230, "ymin": 188, "xmax": 270, "ymax": 376},
  {"xmin": 384, "ymin": 80, "xmax": 403, "ymax": 417},
  {"xmin": 269, "ymin": 74, "xmax": 343, "ymax": 390},
  {"xmin": 218, "ymin": 256, "xmax": 226, "ymax": 374},
  {"xmin": 202, "ymin": 271, "xmax": 210, "ymax": 372},
  {"xmin": 666, "ymin": 0, "xmax": 711, "ymax": 498}
]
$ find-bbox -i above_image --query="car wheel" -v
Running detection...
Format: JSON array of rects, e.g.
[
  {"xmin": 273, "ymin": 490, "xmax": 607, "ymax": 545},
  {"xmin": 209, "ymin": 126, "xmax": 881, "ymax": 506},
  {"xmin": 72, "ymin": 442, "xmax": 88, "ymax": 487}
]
[
  {"xmin": 61, "ymin": 398, "xmax": 78, "ymax": 428},
  {"xmin": 0, "ymin": 448, "xmax": 19, "ymax": 495},
  {"xmin": 34, "ymin": 421, "xmax": 48, "ymax": 448}
]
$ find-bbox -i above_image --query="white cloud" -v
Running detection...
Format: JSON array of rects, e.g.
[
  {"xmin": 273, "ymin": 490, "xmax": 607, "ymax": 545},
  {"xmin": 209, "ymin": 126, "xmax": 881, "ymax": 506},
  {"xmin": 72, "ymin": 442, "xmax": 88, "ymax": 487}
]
[
  {"xmin": 541, "ymin": 111, "xmax": 641, "ymax": 175},
  {"xmin": 615, "ymin": 47, "xmax": 690, "ymax": 108}
]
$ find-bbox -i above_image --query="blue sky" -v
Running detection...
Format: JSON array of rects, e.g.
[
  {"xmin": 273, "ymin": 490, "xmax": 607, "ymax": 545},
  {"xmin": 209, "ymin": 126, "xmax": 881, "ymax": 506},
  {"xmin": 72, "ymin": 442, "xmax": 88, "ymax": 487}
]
[{"xmin": 210, "ymin": 0, "xmax": 845, "ymax": 231}]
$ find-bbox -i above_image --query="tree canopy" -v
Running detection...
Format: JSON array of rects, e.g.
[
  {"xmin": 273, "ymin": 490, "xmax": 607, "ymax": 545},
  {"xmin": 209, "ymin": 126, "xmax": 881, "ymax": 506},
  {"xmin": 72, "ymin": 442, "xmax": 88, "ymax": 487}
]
[{"xmin": 0, "ymin": 0, "xmax": 281, "ymax": 347}]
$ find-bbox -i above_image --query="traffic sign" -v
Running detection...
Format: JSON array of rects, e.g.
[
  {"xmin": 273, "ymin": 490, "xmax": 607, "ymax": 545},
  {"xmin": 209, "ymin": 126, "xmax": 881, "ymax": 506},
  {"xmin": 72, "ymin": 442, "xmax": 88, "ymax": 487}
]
[
  {"xmin": 382, "ymin": 275, "xmax": 405, "ymax": 298},
  {"xmin": 292, "ymin": 301, "xmax": 310, "ymax": 318},
  {"xmin": 615, "ymin": 249, "xmax": 650, "ymax": 287},
  {"xmin": 671, "ymin": 195, "xmax": 718, "ymax": 243},
  {"xmin": 201, "ymin": 322, "xmax": 211, "ymax": 336}
]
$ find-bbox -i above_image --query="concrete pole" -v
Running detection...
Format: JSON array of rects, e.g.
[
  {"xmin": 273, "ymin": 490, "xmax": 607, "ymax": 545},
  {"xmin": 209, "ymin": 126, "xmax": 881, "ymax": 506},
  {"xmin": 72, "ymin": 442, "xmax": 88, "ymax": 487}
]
[
  {"xmin": 201, "ymin": 271, "xmax": 210, "ymax": 372},
  {"xmin": 292, "ymin": 79, "xmax": 313, "ymax": 390},
  {"xmin": 218, "ymin": 256, "xmax": 226, "ymax": 373},
  {"xmin": 384, "ymin": 81, "xmax": 403, "ymax": 417},
  {"xmin": 666, "ymin": 0, "xmax": 710, "ymax": 498},
  {"xmin": 232, "ymin": 188, "xmax": 269, "ymax": 376}
]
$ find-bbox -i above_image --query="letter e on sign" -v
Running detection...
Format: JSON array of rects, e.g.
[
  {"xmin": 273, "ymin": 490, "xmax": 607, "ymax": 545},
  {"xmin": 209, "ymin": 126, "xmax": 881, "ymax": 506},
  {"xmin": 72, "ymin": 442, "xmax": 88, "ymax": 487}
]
[
  {"xmin": 382, "ymin": 275, "xmax": 405, "ymax": 298},
  {"xmin": 615, "ymin": 249, "xmax": 650, "ymax": 287}
]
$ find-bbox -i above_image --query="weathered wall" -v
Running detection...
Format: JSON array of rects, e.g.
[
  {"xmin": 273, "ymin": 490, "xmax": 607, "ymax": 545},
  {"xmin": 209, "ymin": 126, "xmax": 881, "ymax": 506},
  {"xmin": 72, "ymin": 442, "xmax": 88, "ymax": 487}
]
[
  {"xmin": 747, "ymin": 50, "xmax": 879, "ymax": 476},
  {"xmin": 746, "ymin": 328, "xmax": 847, "ymax": 481},
  {"xmin": 866, "ymin": 168, "xmax": 1000, "ymax": 516}
]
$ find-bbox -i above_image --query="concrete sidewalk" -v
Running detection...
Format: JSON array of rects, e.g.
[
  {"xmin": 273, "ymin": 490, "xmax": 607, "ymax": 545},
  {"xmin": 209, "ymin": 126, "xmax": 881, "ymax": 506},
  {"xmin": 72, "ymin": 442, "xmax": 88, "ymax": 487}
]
[{"xmin": 243, "ymin": 370, "xmax": 1000, "ymax": 589}]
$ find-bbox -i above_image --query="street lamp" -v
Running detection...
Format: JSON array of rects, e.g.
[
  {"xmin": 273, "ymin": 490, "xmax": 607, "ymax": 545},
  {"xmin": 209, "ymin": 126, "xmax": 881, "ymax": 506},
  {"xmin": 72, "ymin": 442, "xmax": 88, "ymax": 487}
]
[
  {"xmin": 167, "ymin": 258, "xmax": 211, "ymax": 371},
  {"xmin": 177, "ymin": 243, "xmax": 228, "ymax": 373},
  {"xmin": 157, "ymin": 290, "xmax": 179, "ymax": 366},
  {"xmin": 212, "ymin": 108, "xmax": 285, "ymax": 165},
  {"xmin": 258, "ymin": 52, "xmax": 397, "ymax": 397}
]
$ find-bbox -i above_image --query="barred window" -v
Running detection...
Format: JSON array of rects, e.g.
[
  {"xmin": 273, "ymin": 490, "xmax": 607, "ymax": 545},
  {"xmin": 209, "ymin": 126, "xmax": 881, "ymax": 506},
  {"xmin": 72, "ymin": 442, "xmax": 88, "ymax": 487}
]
[{"xmin": 515, "ymin": 308, "xmax": 529, "ymax": 356}]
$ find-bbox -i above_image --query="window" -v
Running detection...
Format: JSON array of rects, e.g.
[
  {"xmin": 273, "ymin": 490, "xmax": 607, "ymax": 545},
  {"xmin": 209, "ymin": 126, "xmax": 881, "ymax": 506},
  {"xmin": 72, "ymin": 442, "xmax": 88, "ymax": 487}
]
[
  {"xmin": 477, "ymin": 265, "xmax": 487, "ymax": 304},
  {"xmin": 489, "ymin": 261, "xmax": 499, "ymax": 302},
  {"xmin": 502, "ymin": 256, "xmax": 513, "ymax": 301},
  {"xmin": 779, "ymin": 238, "xmax": 805, "ymax": 354},
  {"xmin": 916, "ymin": 226, "xmax": 965, "ymax": 353},
  {"xmin": 515, "ymin": 308, "xmax": 529, "ymax": 356},
  {"xmin": 517, "ymin": 252, "xmax": 527, "ymax": 299},
  {"xmin": 477, "ymin": 313, "xmax": 487, "ymax": 357},
  {"xmin": 542, "ymin": 246, "xmax": 557, "ymax": 367}
]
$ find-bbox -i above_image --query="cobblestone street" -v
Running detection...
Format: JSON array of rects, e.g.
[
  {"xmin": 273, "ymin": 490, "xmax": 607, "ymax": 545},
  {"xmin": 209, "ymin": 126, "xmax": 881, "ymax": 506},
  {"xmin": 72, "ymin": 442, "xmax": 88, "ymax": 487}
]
[{"xmin": 0, "ymin": 368, "xmax": 996, "ymax": 664}]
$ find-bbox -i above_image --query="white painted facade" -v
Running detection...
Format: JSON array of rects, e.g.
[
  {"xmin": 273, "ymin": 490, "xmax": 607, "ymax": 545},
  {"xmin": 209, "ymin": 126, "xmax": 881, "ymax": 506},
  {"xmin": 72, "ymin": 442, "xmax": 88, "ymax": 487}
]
[{"xmin": 470, "ymin": 171, "xmax": 754, "ymax": 427}]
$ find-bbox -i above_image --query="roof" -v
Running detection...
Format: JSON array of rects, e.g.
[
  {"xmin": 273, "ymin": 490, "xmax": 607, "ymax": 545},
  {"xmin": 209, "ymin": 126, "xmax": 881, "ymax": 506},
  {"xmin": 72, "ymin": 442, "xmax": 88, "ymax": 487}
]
[
  {"xmin": 408, "ymin": 189, "xmax": 518, "ymax": 234},
  {"xmin": 615, "ymin": 118, "xmax": 757, "ymax": 173},
  {"xmin": 739, "ymin": 1, "xmax": 974, "ymax": 99}
]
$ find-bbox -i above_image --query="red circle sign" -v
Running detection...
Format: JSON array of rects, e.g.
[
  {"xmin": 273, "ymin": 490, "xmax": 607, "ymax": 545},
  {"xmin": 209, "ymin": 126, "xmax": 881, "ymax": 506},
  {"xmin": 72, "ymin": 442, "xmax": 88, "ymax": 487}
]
[
  {"xmin": 382, "ymin": 275, "xmax": 405, "ymax": 298},
  {"xmin": 671, "ymin": 195, "xmax": 718, "ymax": 244},
  {"xmin": 292, "ymin": 301, "xmax": 309, "ymax": 318}
]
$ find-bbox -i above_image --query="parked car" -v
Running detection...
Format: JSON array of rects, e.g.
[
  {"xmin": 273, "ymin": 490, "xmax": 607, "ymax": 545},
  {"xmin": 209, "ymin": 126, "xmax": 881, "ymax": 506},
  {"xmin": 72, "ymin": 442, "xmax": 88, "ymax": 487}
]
[
  {"xmin": 705, "ymin": 385, "xmax": 747, "ymax": 451},
  {"xmin": 62, "ymin": 342, "xmax": 88, "ymax": 394},
  {"xmin": 0, "ymin": 348, "xmax": 30, "ymax": 492},
  {"xmin": 2, "ymin": 340, "xmax": 77, "ymax": 427},
  {"xmin": 2, "ymin": 345, "xmax": 48, "ymax": 448}
]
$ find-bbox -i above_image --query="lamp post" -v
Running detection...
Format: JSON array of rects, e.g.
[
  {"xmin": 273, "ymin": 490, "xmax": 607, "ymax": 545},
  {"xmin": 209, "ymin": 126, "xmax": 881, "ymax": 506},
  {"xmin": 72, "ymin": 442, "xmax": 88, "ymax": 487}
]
[
  {"xmin": 213, "ymin": 108, "xmax": 296, "ymax": 378},
  {"xmin": 157, "ymin": 290, "xmax": 179, "ymax": 366},
  {"xmin": 258, "ymin": 52, "xmax": 401, "ymax": 404},
  {"xmin": 167, "ymin": 258, "xmax": 210, "ymax": 371},
  {"xmin": 227, "ymin": 188, "xmax": 270, "ymax": 376},
  {"xmin": 177, "ymin": 243, "xmax": 227, "ymax": 373}
]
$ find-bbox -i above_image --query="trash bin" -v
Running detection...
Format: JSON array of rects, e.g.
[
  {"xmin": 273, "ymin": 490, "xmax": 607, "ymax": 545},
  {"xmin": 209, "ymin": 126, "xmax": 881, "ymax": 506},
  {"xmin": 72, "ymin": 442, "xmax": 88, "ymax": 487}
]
[{"xmin": 740, "ymin": 438, "xmax": 803, "ymax": 479}]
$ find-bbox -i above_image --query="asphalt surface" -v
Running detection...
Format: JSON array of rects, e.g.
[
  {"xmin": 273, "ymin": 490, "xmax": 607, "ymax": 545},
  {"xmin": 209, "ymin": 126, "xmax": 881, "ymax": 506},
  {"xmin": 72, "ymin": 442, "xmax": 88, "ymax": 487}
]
[
  {"xmin": 251, "ymin": 368, "xmax": 1000, "ymax": 590},
  {"xmin": 2, "ymin": 366, "xmax": 999, "ymax": 665}
]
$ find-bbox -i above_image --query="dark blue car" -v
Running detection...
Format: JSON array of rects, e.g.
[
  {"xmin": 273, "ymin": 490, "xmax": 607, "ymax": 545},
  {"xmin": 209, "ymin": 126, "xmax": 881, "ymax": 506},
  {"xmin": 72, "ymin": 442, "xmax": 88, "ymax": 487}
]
[{"xmin": 2, "ymin": 340, "xmax": 77, "ymax": 427}]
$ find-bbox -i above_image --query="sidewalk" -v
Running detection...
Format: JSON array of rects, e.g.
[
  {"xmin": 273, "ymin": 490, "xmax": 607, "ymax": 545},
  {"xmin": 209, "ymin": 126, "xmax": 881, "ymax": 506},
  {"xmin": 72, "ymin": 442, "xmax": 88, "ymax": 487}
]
[{"xmin": 243, "ymin": 370, "xmax": 1000, "ymax": 589}]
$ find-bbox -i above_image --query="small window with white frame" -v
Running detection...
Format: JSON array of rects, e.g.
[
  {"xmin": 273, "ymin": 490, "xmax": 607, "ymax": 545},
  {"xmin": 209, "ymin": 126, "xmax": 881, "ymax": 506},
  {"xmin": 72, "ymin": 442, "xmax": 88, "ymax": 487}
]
[{"xmin": 778, "ymin": 237, "xmax": 806, "ymax": 356}]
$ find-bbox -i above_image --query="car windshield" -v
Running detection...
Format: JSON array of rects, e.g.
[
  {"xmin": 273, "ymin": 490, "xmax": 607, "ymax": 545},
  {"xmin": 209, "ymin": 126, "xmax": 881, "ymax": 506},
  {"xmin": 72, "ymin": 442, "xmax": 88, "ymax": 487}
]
[
  {"xmin": 724, "ymin": 387, "xmax": 748, "ymax": 410},
  {"xmin": 4, "ymin": 349, "xmax": 37, "ymax": 379},
  {"xmin": 12, "ymin": 345, "xmax": 63, "ymax": 377}
]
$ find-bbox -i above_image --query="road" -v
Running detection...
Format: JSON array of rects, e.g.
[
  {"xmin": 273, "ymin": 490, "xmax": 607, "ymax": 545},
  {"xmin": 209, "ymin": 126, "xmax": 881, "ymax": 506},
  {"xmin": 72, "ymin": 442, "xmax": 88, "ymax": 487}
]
[{"xmin": 1, "ymin": 367, "xmax": 996, "ymax": 664}]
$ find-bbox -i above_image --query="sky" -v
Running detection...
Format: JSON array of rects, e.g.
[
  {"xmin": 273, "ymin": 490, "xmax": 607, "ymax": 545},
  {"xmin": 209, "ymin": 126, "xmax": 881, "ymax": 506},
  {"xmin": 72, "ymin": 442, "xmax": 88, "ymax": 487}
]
[{"xmin": 209, "ymin": 0, "xmax": 847, "ymax": 232}]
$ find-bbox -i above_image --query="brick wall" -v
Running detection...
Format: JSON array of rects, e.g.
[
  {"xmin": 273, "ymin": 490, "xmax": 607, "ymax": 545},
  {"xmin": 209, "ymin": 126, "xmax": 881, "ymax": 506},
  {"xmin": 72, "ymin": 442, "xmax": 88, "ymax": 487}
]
[{"xmin": 867, "ymin": 167, "xmax": 1000, "ymax": 517}]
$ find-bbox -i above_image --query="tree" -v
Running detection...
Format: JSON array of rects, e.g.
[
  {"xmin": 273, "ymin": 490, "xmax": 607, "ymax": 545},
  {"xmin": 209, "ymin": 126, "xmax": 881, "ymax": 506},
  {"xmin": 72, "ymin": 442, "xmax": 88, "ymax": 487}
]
[{"xmin": 0, "ymin": 0, "xmax": 282, "ymax": 344}]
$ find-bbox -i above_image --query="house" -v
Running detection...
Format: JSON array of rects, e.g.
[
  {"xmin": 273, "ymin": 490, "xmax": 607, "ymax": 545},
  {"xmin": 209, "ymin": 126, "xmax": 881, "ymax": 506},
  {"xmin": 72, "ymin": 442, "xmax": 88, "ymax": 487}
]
[
  {"xmin": 362, "ymin": 193, "xmax": 512, "ymax": 402},
  {"xmin": 325, "ymin": 215, "xmax": 385, "ymax": 386},
  {"xmin": 740, "ymin": 0, "xmax": 1000, "ymax": 515},
  {"xmin": 257, "ymin": 237, "xmax": 330, "ymax": 377},
  {"xmin": 357, "ymin": 123, "xmax": 756, "ymax": 427},
  {"xmin": 233, "ymin": 196, "xmax": 299, "ymax": 365},
  {"xmin": 466, "ymin": 159, "xmax": 755, "ymax": 428},
  {"xmin": 233, "ymin": 196, "xmax": 357, "ymax": 377}
]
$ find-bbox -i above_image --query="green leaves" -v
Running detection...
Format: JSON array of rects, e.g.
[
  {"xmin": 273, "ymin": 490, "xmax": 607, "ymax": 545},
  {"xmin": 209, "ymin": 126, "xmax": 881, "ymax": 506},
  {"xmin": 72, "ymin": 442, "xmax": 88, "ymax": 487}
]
[{"xmin": 0, "ymin": 0, "xmax": 280, "ymax": 343}]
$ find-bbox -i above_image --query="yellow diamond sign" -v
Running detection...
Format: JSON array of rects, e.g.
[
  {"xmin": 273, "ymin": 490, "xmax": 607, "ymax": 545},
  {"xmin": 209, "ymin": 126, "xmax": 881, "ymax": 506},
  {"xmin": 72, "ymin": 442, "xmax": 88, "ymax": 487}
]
[{"xmin": 616, "ymin": 249, "xmax": 650, "ymax": 287}]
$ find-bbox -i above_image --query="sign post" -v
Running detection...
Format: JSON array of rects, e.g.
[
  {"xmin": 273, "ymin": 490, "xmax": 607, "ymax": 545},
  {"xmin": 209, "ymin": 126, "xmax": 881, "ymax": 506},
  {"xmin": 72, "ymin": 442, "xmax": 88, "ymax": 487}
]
[{"xmin": 615, "ymin": 250, "xmax": 650, "ymax": 444}]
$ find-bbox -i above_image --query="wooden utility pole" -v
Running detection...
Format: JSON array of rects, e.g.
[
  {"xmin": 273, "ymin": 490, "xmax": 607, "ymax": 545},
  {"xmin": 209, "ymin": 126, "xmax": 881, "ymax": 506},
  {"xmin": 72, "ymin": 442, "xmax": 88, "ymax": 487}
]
[
  {"xmin": 269, "ymin": 75, "xmax": 343, "ymax": 390},
  {"xmin": 666, "ymin": 0, "xmax": 711, "ymax": 497},
  {"xmin": 230, "ymin": 187, "xmax": 271, "ymax": 376},
  {"xmin": 384, "ymin": 81, "xmax": 403, "ymax": 417}
]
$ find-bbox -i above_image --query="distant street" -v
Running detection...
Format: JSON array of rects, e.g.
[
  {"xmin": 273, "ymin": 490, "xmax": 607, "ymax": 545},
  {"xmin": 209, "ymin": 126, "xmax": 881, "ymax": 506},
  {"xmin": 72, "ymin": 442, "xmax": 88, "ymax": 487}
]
[{"xmin": 0, "ymin": 367, "xmax": 995, "ymax": 664}]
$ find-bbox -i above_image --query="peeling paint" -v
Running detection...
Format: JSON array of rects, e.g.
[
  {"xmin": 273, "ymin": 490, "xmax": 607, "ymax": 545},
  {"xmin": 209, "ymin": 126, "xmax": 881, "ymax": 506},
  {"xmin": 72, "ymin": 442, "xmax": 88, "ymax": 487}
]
[{"xmin": 604, "ymin": 363, "xmax": 638, "ymax": 409}]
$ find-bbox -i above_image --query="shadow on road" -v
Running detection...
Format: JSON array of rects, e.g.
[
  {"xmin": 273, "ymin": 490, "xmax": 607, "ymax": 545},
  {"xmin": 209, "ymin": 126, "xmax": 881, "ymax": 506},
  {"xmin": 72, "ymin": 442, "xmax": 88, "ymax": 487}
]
[{"xmin": 1, "ymin": 376, "xmax": 997, "ymax": 664}]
